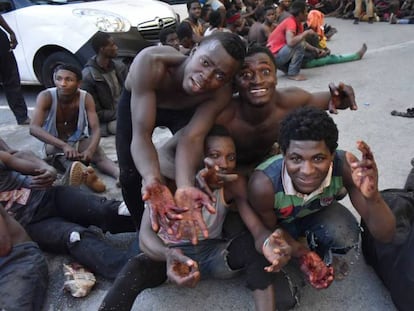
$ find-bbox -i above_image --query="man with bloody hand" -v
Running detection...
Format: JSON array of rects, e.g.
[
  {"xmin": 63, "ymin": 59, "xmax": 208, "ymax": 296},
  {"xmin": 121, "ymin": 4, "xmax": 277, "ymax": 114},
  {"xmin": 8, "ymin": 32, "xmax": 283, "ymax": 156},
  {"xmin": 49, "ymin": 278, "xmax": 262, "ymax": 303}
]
[{"xmin": 248, "ymin": 107, "xmax": 396, "ymax": 289}]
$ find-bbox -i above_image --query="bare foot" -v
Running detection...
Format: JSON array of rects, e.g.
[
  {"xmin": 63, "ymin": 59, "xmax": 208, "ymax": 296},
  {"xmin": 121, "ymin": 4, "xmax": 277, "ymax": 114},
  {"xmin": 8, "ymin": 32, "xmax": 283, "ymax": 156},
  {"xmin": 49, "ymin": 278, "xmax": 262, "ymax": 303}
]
[
  {"xmin": 287, "ymin": 74, "xmax": 307, "ymax": 81},
  {"xmin": 357, "ymin": 43, "xmax": 368, "ymax": 59}
]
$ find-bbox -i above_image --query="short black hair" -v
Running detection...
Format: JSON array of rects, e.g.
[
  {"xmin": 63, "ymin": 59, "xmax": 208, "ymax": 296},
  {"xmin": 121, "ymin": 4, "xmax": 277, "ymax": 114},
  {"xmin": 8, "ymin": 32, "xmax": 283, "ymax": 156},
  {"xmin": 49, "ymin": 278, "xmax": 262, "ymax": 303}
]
[
  {"xmin": 200, "ymin": 32, "xmax": 246, "ymax": 65},
  {"xmin": 289, "ymin": 0, "xmax": 306, "ymax": 17},
  {"xmin": 91, "ymin": 32, "xmax": 111, "ymax": 54},
  {"xmin": 208, "ymin": 10, "xmax": 222, "ymax": 28},
  {"xmin": 246, "ymin": 44, "xmax": 277, "ymax": 70},
  {"xmin": 201, "ymin": 4, "xmax": 211, "ymax": 20},
  {"xmin": 177, "ymin": 21, "xmax": 193, "ymax": 40},
  {"xmin": 159, "ymin": 28, "xmax": 177, "ymax": 44},
  {"xmin": 254, "ymin": 6, "xmax": 266, "ymax": 21},
  {"xmin": 205, "ymin": 125, "xmax": 233, "ymax": 151},
  {"xmin": 279, "ymin": 107, "xmax": 338, "ymax": 154},
  {"xmin": 186, "ymin": 0, "xmax": 200, "ymax": 11},
  {"xmin": 54, "ymin": 64, "xmax": 82, "ymax": 81}
]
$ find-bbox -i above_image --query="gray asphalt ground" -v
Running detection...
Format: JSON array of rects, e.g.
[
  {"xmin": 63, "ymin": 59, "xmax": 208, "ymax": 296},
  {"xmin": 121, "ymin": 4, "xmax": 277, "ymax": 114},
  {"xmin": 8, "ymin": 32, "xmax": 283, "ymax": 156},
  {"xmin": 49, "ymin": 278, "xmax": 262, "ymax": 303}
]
[{"xmin": 1, "ymin": 17, "xmax": 413, "ymax": 311}]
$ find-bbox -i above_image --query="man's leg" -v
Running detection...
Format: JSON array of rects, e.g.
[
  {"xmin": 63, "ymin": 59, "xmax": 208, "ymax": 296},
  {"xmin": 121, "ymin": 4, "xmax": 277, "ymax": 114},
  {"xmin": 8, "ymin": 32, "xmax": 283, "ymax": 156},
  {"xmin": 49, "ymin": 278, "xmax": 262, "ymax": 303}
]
[
  {"xmin": 0, "ymin": 50, "xmax": 30, "ymax": 125},
  {"xmin": 299, "ymin": 202, "xmax": 360, "ymax": 265},
  {"xmin": 50, "ymin": 186, "xmax": 135, "ymax": 233},
  {"xmin": 116, "ymin": 89, "xmax": 145, "ymax": 229},
  {"xmin": 26, "ymin": 217, "xmax": 135, "ymax": 279},
  {"xmin": 287, "ymin": 43, "xmax": 306, "ymax": 79},
  {"xmin": 353, "ymin": 0, "xmax": 363, "ymax": 22},
  {"xmin": 274, "ymin": 45, "xmax": 294, "ymax": 74},
  {"xmin": 0, "ymin": 242, "xmax": 48, "ymax": 311},
  {"xmin": 99, "ymin": 253, "xmax": 167, "ymax": 311}
]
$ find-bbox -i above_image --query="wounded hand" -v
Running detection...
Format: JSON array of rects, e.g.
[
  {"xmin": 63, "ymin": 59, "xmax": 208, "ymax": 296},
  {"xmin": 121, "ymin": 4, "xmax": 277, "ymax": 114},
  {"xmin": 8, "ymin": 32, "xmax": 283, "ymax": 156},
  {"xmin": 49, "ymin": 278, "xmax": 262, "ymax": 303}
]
[
  {"xmin": 142, "ymin": 182, "xmax": 186, "ymax": 233},
  {"xmin": 174, "ymin": 187, "xmax": 216, "ymax": 244},
  {"xmin": 299, "ymin": 251, "xmax": 334, "ymax": 289},
  {"xmin": 196, "ymin": 157, "xmax": 238, "ymax": 200},
  {"xmin": 166, "ymin": 248, "xmax": 200, "ymax": 288}
]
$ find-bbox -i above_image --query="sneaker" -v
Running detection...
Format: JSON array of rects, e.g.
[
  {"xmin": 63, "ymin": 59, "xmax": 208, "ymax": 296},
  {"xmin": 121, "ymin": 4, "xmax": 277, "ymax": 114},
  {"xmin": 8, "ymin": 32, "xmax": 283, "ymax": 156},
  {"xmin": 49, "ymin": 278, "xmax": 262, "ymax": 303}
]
[
  {"xmin": 389, "ymin": 13, "xmax": 397, "ymax": 24},
  {"xmin": 84, "ymin": 166, "xmax": 106, "ymax": 193},
  {"xmin": 69, "ymin": 161, "xmax": 87, "ymax": 186}
]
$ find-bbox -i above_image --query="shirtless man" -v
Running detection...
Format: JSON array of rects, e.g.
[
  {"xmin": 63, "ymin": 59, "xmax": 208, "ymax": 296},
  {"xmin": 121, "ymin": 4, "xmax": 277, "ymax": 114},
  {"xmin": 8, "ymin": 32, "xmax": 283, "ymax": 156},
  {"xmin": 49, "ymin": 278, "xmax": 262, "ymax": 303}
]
[
  {"xmin": 0, "ymin": 204, "xmax": 48, "ymax": 311},
  {"xmin": 116, "ymin": 32, "xmax": 246, "ymax": 235},
  {"xmin": 159, "ymin": 45, "xmax": 357, "ymax": 177},
  {"xmin": 30, "ymin": 64, "xmax": 119, "ymax": 185}
]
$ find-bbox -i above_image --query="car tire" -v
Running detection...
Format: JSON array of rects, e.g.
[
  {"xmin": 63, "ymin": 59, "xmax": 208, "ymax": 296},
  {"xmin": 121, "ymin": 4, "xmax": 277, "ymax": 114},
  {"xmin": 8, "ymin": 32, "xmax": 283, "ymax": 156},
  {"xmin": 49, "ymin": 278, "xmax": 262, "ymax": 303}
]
[{"xmin": 41, "ymin": 51, "xmax": 82, "ymax": 87}]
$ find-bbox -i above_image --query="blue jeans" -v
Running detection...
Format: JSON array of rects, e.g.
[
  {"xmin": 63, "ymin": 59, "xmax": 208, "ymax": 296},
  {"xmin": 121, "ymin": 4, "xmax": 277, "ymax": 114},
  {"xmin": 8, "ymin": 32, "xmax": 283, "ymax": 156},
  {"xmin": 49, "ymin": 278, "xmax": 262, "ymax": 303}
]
[
  {"xmin": 280, "ymin": 201, "xmax": 360, "ymax": 265},
  {"xmin": 274, "ymin": 42, "xmax": 305, "ymax": 76}
]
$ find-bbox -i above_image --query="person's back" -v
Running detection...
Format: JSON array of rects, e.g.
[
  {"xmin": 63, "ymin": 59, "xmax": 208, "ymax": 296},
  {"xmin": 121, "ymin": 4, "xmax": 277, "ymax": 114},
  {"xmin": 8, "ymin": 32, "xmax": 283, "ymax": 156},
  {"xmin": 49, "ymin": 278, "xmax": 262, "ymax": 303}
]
[
  {"xmin": 0, "ymin": 204, "xmax": 48, "ymax": 311},
  {"xmin": 81, "ymin": 32, "xmax": 127, "ymax": 137}
]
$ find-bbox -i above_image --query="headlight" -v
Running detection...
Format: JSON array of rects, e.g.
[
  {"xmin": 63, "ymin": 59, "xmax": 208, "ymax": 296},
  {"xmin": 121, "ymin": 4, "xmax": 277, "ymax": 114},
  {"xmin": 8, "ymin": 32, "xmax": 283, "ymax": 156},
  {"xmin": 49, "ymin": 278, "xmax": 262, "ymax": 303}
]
[{"xmin": 72, "ymin": 9, "xmax": 131, "ymax": 32}]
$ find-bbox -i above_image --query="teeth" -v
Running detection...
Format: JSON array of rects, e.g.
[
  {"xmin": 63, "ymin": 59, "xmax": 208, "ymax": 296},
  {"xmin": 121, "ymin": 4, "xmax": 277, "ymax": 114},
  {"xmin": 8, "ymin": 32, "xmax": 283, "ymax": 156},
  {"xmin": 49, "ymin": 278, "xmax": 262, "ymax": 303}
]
[{"xmin": 250, "ymin": 88, "xmax": 267, "ymax": 94}]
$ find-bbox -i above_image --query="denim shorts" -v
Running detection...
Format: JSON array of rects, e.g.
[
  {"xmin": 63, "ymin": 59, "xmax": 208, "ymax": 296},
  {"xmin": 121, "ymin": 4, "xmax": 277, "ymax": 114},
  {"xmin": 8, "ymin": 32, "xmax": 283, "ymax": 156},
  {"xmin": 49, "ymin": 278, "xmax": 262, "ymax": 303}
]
[
  {"xmin": 171, "ymin": 239, "xmax": 241, "ymax": 280},
  {"xmin": 280, "ymin": 201, "xmax": 361, "ymax": 265}
]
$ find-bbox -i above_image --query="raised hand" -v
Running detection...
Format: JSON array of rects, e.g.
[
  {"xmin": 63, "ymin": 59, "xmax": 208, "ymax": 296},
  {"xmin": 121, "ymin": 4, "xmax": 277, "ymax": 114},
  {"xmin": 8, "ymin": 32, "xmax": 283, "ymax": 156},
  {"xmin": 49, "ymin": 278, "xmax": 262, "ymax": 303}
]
[
  {"xmin": 166, "ymin": 248, "xmax": 200, "ymax": 288},
  {"xmin": 299, "ymin": 251, "xmax": 334, "ymax": 289},
  {"xmin": 196, "ymin": 157, "xmax": 238, "ymax": 200},
  {"xmin": 345, "ymin": 140, "xmax": 378, "ymax": 198},
  {"xmin": 328, "ymin": 82, "xmax": 358, "ymax": 114},
  {"xmin": 174, "ymin": 187, "xmax": 216, "ymax": 245},
  {"xmin": 142, "ymin": 182, "xmax": 186, "ymax": 233},
  {"xmin": 262, "ymin": 229, "xmax": 292, "ymax": 273}
]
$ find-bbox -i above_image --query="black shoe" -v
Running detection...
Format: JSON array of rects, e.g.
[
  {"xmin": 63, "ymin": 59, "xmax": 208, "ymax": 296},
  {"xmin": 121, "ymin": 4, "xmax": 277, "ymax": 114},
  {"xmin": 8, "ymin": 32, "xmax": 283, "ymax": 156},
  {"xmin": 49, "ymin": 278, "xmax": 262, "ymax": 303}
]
[
  {"xmin": 17, "ymin": 117, "xmax": 31, "ymax": 125},
  {"xmin": 368, "ymin": 17, "xmax": 374, "ymax": 23},
  {"xmin": 353, "ymin": 18, "xmax": 359, "ymax": 24}
]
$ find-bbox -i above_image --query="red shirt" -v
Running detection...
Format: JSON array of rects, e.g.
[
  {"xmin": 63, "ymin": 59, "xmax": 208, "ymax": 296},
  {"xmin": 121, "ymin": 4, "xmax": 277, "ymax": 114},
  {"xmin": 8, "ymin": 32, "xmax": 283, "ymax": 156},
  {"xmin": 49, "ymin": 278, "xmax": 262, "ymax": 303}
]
[{"xmin": 267, "ymin": 16, "xmax": 303, "ymax": 54}]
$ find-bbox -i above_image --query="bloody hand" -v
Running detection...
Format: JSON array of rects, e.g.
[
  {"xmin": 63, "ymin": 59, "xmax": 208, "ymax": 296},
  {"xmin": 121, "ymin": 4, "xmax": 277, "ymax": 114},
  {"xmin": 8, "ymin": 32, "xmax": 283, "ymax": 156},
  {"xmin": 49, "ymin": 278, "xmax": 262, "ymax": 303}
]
[
  {"xmin": 328, "ymin": 82, "xmax": 358, "ymax": 114},
  {"xmin": 174, "ymin": 187, "xmax": 216, "ymax": 245},
  {"xmin": 345, "ymin": 140, "xmax": 379, "ymax": 198},
  {"xmin": 166, "ymin": 248, "xmax": 200, "ymax": 288},
  {"xmin": 299, "ymin": 251, "xmax": 334, "ymax": 289},
  {"xmin": 196, "ymin": 157, "xmax": 238, "ymax": 200},
  {"xmin": 142, "ymin": 182, "xmax": 186, "ymax": 233}
]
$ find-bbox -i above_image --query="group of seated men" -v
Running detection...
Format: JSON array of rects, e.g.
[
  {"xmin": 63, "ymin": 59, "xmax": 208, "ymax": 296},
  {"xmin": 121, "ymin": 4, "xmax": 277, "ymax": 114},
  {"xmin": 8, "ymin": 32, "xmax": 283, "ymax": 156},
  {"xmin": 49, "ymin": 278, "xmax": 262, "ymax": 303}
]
[{"xmin": 0, "ymin": 8, "xmax": 413, "ymax": 311}]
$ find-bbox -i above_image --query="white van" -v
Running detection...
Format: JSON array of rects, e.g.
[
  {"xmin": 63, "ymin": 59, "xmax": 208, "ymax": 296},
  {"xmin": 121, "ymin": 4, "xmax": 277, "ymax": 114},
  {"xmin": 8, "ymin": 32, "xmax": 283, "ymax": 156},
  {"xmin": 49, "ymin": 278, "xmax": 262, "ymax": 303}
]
[{"xmin": 1, "ymin": 0, "xmax": 179, "ymax": 86}]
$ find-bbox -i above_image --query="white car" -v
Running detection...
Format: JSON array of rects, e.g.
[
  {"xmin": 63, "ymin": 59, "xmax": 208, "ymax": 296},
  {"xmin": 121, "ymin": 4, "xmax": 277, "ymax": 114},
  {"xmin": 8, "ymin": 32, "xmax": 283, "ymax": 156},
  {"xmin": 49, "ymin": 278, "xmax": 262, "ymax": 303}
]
[{"xmin": 1, "ymin": 0, "xmax": 179, "ymax": 86}]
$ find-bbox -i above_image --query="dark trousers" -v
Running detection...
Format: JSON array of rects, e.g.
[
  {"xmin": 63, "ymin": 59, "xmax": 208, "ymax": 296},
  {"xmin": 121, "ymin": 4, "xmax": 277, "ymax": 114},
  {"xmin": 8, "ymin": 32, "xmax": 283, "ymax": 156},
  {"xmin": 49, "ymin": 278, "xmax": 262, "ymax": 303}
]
[
  {"xmin": 0, "ymin": 38, "xmax": 29, "ymax": 124},
  {"xmin": 99, "ymin": 231, "xmax": 275, "ymax": 311},
  {"xmin": 116, "ymin": 89, "xmax": 195, "ymax": 228},
  {"xmin": 25, "ymin": 186, "xmax": 137, "ymax": 279},
  {"xmin": 0, "ymin": 242, "xmax": 48, "ymax": 311}
]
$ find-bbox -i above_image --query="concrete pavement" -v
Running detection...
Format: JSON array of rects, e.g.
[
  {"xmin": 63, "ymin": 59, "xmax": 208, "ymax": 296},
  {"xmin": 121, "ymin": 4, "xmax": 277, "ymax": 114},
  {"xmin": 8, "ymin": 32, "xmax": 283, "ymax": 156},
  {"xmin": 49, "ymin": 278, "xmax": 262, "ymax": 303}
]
[{"xmin": 1, "ymin": 18, "xmax": 413, "ymax": 311}]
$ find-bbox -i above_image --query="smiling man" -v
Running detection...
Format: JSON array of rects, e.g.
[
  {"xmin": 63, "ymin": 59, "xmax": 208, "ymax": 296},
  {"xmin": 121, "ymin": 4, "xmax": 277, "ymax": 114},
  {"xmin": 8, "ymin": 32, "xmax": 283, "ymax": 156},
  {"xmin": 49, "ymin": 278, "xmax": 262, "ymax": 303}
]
[
  {"xmin": 157, "ymin": 45, "xmax": 358, "ymax": 178},
  {"xmin": 248, "ymin": 107, "xmax": 396, "ymax": 289},
  {"xmin": 116, "ymin": 32, "xmax": 246, "ymax": 239}
]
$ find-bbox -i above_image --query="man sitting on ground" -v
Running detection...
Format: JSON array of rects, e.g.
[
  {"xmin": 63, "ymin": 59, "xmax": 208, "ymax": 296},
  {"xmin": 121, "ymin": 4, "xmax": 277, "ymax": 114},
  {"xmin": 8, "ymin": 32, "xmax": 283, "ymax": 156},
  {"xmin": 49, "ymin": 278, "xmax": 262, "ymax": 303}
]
[
  {"xmin": 248, "ymin": 107, "xmax": 396, "ymax": 288},
  {"xmin": 0, "ymin": 136, "xmax": 137, "ymax": 280},
  {"xmin": 81, "ymin": 32, "xmax": 128, "ymax": 137},
  {"xmin": 0, "ymin": 203, "xmax": 48, "ymax": 311},
  {"xmin": 30, "ymin": 64, "xmax": 119, "ymax": 192}
]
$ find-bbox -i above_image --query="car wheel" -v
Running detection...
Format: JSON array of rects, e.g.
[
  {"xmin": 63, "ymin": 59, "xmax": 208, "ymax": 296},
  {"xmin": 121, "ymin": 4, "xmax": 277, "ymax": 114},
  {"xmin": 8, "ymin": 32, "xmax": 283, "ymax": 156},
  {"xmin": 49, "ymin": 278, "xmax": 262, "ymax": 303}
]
[{"xmin": 41, "ymin": 51, "xmax": 82, "ymax": 87}]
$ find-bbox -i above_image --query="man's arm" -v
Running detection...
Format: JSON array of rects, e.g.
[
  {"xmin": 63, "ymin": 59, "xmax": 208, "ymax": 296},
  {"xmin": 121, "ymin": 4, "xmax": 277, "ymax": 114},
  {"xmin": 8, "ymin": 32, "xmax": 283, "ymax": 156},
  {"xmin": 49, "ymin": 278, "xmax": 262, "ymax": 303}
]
[
  {"xmin": 0, "ymin": 151, "xmax": 56, "ymax": 182},
  {"xmin": 343, "ymin": 141, "xmax": 396, "ymax": 243},
  {"xmin": 0, "ymin": 205, "xmax": 12, "ymax": 257},
  {"xmin": 175, "ymin": 85, "xmax": 233, "ymax": 188},
  {"xmin": 81, "ymin": 93, "xmax": 101, "ymax": 162},
  {"xmin": 248, "ymin": 170, "xmax": 309, "ymax": 257},
  {"xmin": 139, "ymin": 208, "xmax": 200, "ymax": 287},
  {"xmin": 285, "ymin": 28, "xmax": 315, "ymax": 47},
  {"xmin": 278, "ymin": 83, "xmax": 357, "ymax": 112},
  {"xmin": 0, "ymin": 15, "xmax": 17, "ymax": 49}
]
